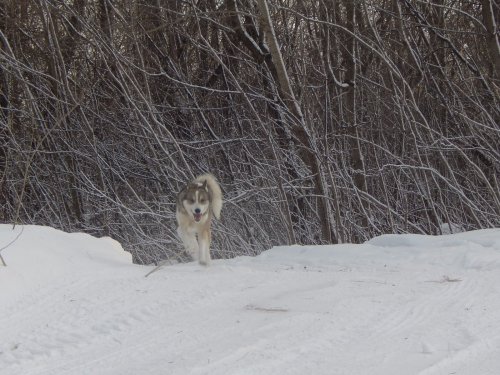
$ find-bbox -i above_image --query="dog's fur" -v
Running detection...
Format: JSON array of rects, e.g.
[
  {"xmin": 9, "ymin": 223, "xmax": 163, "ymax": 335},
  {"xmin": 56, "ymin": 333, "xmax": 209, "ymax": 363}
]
[{"xmin": 176, "ymin": 174, "xmax": 222, "ymax": 265}]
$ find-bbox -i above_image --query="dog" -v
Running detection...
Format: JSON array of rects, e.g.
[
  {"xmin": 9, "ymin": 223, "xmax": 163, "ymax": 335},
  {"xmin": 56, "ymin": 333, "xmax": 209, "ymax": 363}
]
[{"xmin": 176, "ymin": 173, "xmax": 222, "ymax": 265}]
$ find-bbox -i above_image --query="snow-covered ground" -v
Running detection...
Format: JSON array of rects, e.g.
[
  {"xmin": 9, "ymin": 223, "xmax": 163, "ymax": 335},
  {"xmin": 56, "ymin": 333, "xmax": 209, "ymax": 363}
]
[{"xmin": 1, "ymin": 225, "xmax": 500, "ymax": 375}]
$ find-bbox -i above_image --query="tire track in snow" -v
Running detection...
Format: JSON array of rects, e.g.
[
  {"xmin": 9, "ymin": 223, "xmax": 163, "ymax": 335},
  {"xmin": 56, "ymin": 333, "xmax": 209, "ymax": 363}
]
[
  {"xmin": 1, "ymin": 265, "xmax": 257, "ymax": 375},
  {"xmin": 367, "ymin": 276, "xmax": 475, "ymax": 336},
  {"xmin": 0, "ymin": 272, "xmax": 155, "ymax": 373},
  {"xmin": 341, "ymin": 270, "xmax": 489, "ymax": 374},
  {"xmin": 424, "ymin": 335, "xmax": 500, "ymax": 375}
]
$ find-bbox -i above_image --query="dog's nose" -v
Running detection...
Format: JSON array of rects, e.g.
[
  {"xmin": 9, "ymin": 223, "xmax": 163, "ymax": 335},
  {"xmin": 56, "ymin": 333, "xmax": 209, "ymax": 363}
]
[{"xmin": 194, "ymin": 208, "xmax": 201, "ymax": 214}]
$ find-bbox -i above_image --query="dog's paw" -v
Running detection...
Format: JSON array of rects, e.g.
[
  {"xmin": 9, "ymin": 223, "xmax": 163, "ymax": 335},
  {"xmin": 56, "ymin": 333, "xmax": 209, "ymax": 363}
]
[{"xmin": 199, "ymin": 259, "xmax": 210, "ymax": 267}]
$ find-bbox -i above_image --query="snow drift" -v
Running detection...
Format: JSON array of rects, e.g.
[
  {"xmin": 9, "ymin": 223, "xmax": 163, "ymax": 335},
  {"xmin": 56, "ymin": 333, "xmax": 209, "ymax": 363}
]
[{"xmin": 1, "ymin": 225, "xmax": 500, "ymax": 375}]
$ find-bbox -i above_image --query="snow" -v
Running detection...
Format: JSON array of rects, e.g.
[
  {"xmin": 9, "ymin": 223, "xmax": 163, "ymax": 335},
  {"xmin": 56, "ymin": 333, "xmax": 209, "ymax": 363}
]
[{"xmin": 1, "ymin": 225, "xmax": 500, "ymax": 375}]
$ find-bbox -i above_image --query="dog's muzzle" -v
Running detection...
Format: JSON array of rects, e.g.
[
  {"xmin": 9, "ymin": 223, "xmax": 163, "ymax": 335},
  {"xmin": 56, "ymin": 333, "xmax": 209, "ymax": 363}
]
[{"xmin": 194, "ymin": 209, "xmax": 202, "ymax": 222}]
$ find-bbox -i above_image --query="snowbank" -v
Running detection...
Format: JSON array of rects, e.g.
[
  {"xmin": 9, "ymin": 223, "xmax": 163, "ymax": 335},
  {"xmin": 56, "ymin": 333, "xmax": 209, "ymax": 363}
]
[
  {"xmin": 0, "ymin": 225, "xmax": 133, "ymax": 303},
  {"xmin": 1, "ymin": 225, "xmax": 499, "ymax": 375}
]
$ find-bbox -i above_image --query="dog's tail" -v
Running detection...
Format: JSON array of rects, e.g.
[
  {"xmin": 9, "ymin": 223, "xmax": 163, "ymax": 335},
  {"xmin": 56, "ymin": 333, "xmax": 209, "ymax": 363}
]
[{"xmin": 196, "ymin": 173, "xmax": 223, "ymax": 220}]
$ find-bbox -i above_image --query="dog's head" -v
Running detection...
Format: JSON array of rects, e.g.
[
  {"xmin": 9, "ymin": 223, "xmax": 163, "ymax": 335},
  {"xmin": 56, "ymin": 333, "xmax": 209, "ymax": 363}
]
[{"xmin": 180, "ymin": 180, "xmax": 210, "ymax": 222}]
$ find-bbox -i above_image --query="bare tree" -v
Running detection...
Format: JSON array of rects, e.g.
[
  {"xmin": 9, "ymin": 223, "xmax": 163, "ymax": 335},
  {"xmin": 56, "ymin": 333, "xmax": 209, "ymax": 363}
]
[{"xmin": 0, "ymin": 0, "xmax": 498, "ymax": 263}]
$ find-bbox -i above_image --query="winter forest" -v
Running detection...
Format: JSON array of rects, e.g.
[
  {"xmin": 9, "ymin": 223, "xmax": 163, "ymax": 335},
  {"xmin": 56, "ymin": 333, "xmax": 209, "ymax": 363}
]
[{"xmin": 1, "ymin": 0, "xmax": 499, "ymax": 264}]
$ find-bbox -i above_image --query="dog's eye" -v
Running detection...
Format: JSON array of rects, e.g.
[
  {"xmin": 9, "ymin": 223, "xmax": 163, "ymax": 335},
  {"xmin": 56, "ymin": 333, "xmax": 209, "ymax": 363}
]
[
  {"xmin": 188, "ymin": 199, "xmax": 195, "ymax": 204},
  {"xmin": 200, "ymin": 199, "xmax": 206, "ymax": 204}
]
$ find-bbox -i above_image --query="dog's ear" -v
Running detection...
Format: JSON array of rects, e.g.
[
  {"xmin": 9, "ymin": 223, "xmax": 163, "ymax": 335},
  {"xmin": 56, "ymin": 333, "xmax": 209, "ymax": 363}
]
[
  {"xmin": 202, "ymin": 180, "xmax": 208, "ymax": 192},
  {"xmin": 177, "ymin": 188, "xmax": 186, "ymax": 206}
]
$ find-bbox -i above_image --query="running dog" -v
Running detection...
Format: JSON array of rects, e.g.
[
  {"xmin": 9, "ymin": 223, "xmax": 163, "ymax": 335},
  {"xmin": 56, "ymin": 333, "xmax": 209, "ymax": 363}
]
[{"xmin": 176, "ymin": 174, "xmax": 222, "ymax": 265}]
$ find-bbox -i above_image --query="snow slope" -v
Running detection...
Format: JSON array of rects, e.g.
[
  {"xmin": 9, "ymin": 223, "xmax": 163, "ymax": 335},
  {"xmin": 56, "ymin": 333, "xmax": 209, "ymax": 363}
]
[{"xmin": 1, "ymin": 225, "xmax": 500, "ymax": 375}]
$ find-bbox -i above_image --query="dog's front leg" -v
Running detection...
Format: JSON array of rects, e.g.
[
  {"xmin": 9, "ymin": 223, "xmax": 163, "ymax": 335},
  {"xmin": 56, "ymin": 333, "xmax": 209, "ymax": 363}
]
[
  {"xmin": 198, "ymin": 229, "xmax": 211, "ymax": 266},
  {"xmin": 177, "ymin": 227, "xmax": 199, "ymax": 262}
]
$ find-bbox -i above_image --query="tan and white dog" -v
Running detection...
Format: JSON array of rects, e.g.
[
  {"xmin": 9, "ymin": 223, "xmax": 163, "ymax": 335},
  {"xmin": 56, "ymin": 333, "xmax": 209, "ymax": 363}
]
[{"xmin": 176, "ymin": 174, "xmax": 222, "ymax": 265}]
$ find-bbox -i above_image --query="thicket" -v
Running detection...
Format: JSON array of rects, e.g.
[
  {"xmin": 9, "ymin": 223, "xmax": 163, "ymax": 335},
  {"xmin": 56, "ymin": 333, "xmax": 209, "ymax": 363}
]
[{"xmin": 1, "ymin": 0, "xmax": 499, "ymax": 263}]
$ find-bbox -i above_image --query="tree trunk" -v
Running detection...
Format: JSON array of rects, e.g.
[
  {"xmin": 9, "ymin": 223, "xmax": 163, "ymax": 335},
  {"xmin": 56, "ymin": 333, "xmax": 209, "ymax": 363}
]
[
  {"xmin": 343, "ymin": 0, "xmax": 368, "ymax": 240},
  {"xmin": 256, "ymin": 0, "xmax": 335, "ymax": 243},
  {"xmin": 481, "ymin": 0, "xmax": 500, "ymax": 79}
]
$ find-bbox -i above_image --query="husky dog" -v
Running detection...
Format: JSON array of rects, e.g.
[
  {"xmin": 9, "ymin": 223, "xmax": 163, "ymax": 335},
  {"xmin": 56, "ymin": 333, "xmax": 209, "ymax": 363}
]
[{"xmin": 176, "ymin": 174, "xmax": 222, "ymax": 265}]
